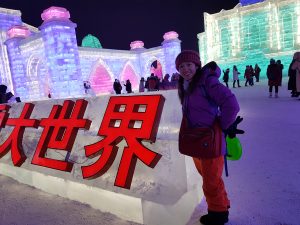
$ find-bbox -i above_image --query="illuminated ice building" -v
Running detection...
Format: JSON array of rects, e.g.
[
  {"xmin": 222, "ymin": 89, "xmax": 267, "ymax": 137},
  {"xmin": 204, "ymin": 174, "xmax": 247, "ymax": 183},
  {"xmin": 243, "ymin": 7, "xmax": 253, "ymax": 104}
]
[
  {"xmin": 198, "ymin": 0, "xmax": 299, "ymax": 76},
  {"xmin": 0, "ymin": 6, "xmax": 181, "ymax": 102}
]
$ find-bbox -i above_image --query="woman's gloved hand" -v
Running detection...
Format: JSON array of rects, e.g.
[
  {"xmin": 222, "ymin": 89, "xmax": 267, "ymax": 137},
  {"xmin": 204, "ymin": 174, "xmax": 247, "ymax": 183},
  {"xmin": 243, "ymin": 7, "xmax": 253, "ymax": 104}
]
[{"xmin": 224, "ymin": 116, "xmax": 245, "ymax": 138}]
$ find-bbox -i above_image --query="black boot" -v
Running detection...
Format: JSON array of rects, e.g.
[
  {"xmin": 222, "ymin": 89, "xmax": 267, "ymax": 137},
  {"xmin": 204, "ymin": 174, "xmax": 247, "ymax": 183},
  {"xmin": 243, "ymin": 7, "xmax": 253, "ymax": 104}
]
[{"xmin": 200, "ymin": 210, "xmax": 229, "ymax": 225}]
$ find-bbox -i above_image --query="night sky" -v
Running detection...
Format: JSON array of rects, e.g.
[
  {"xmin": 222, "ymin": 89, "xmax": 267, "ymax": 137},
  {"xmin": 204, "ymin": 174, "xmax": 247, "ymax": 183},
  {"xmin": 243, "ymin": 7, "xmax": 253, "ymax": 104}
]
[{"xmin": 1, "ymin": 0, "xmax": 238, "ymax": 51}]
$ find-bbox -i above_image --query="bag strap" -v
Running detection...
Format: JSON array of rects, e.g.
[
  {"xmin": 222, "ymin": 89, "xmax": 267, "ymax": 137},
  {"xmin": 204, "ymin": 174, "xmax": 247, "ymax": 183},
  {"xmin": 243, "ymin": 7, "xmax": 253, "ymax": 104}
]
[
  {"xmin": 200, "ymin": 75, "xmax": 218, "ymax": 113},
  {"xmin": 202, "ymin": 74, "xmax": 229, "ymax": 177}
]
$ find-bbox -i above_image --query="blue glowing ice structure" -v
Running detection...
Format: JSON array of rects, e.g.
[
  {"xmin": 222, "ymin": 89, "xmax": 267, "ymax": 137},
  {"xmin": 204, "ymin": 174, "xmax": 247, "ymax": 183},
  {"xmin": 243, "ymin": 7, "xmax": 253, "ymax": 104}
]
[
  {"xmin": 0, "ymin": 9, "xmax": 22, "ymax": 30},
  {"xmin": 40, "ymin": 7, "xmax": 83, "ymax": 99},
  {"xmin": 198, "ymin": 0, "xmax": 300, "ymax": 77}
]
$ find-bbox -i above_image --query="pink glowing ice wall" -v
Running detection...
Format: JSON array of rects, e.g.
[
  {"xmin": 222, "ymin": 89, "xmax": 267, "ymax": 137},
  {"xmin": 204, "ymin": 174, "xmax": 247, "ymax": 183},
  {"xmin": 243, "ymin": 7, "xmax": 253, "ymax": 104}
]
[
  {"xmin": 89, "ymin": 64, "xmax": 113, "ymax": 94},
  {"xmin": 120, "ymin": 63, "xmax": 139, "ymax": 89}
]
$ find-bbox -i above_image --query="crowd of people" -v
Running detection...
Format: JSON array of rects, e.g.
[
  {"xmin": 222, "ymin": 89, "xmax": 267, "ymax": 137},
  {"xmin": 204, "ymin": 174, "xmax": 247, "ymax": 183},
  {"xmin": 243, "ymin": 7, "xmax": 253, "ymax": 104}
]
[
  {"xmin": 2, "ymin": 53, "xmax": 300, "ymax": 104},
  {"xmin": 111, "ymin": 57, "xmax": 293, "ymax": 99},
  {"xmin": 221, "ymin": 59, "xmax": 288, "ymax": 98},
  {"xmin": 112, "ymin": 72, "xmax": 180, "ymax": 94},
  {"xmin": 222, "ymin": 63, "xmax": 262, "ymax": 88}
]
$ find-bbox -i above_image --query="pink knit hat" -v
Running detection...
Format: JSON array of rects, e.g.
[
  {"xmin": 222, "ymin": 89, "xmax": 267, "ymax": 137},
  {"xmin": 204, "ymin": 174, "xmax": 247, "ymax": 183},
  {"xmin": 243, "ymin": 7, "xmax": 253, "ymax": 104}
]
[{"xmin": 175, "ymin": 50, "xmax": 201, "ymax": 71}]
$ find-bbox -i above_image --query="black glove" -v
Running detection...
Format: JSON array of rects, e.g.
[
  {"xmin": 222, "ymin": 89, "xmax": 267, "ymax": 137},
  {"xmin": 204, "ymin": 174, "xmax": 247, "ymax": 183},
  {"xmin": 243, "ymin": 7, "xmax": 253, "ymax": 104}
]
[{"xmin": 224, "ymin": 116, "xmax": 245, "ymax": 138}]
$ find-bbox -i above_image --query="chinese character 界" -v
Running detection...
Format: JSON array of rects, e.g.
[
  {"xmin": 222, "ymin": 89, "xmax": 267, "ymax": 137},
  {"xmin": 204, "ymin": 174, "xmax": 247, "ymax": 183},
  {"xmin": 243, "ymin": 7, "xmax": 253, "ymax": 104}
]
[
  {"xmin": 31, "ymin": 99, "xmax": 91, "ymax": 172},
  {"xmin": 81, "ymin": 95, "xmax": 165, "ymax": 189},
  {"xmin": 0, "ymin": 103, "xmax": 39, "ymax": 166}
]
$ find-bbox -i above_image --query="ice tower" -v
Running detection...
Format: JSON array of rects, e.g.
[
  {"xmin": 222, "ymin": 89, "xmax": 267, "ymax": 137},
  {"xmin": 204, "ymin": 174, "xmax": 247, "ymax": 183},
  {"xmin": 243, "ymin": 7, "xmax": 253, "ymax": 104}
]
[
  {"xmin": 40, "ymin": 7, "xmax": 83, "ymax": 98},
  {"xmin": 198, "ymin": 0, "xmax": 300, "ymax": 76},
  {"xmin": 0, "ymin": 8, "xmax": 22, "ymax": 89},
  {"xmin": 5, "ymin": 26, "xmax": 31, "ymax": 98},
  {"xmin": 162, "ymin": 31, "xmax": 181, "ymax": 77}
]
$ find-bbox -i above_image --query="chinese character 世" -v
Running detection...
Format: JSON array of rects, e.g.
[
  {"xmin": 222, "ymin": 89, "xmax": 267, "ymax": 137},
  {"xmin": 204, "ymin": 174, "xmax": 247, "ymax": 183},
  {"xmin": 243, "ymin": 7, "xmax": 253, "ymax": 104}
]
[{"xmin": 31, "ymin": 99, "xmax": 91, "ymax": 172}]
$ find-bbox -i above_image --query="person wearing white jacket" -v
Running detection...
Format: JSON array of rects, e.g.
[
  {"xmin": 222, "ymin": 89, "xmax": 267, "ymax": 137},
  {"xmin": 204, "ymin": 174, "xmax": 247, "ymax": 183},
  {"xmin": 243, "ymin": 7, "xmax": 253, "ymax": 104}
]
[{"xmin": 232, "ymin": 65, "xmax": 241, "ymax": 88}]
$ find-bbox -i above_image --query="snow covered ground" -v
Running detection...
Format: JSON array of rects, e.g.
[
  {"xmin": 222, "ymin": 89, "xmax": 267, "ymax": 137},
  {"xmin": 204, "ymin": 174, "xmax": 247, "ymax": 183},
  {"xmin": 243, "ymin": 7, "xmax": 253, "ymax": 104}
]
[{"xmin": 0, "ymin": 77, "xmax": 300, "ymax": 225}]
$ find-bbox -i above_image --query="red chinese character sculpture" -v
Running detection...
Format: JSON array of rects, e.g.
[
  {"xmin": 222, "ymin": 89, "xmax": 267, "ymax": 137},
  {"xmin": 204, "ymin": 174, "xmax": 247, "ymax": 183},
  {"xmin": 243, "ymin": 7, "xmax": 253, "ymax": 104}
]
[
  {"xmin": 0, "ymin": 104, "xmax": 10, "ymax": 128},
  {"xmin": 31, "ymin": 99, "xmax": 91, "ymax": 172},
  {"xmin": 81, "ymin": 95, "xmax": 165, "ymax": 189},
  {"xmin": 0, "ymin": 103, "xmax": 39, "ymax": 166}
]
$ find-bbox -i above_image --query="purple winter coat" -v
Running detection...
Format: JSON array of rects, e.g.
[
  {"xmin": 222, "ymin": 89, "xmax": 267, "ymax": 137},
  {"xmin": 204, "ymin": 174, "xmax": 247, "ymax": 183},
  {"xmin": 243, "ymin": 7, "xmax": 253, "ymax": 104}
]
[{"xmin": 182, "ymin": 65, "xmax": 240, "ymax": 155}]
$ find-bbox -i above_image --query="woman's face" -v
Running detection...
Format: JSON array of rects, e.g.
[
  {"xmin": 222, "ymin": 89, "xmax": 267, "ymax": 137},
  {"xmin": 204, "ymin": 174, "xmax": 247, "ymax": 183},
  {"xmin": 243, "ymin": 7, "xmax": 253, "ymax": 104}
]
[{"xmin": 178, "ymin": 62, "xmax": 198, "ymax": 81}]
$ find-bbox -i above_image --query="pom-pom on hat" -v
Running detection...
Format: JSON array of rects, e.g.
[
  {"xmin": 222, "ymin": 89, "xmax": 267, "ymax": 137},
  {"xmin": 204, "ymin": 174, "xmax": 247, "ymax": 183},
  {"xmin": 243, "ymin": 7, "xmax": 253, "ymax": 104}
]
[{"xmin": 175, "ymin": 50, "xmax": 201, "ymax": 71}]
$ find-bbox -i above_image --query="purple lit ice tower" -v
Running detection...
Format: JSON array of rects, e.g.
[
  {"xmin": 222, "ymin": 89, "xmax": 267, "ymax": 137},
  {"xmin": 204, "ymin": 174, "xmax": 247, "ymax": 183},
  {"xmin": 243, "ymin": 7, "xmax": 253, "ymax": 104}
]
[
  {"xmin": 0, "ymin": 8, "xmax": 22, "ymax": 91},
  {"xmin": 5, "ymin": 26, "xmax": 31, "ymax": 98},
  {"xmin": 40, "ymin": 7, "xmax": 83, "ymax": 98}
]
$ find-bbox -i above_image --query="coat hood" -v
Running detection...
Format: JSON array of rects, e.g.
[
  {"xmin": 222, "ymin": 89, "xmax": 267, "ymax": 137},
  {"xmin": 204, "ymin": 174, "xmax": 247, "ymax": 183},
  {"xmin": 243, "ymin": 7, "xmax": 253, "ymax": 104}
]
[{"xmin": 200, "ymin": 61, "xmax": 222, "ymax": 84}]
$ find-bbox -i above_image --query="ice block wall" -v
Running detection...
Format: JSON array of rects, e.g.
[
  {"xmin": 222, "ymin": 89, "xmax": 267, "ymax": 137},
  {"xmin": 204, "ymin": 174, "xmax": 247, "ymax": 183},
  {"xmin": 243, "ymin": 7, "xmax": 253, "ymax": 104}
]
[{"xmin": 0, "ymin": 90, "xmax": 203, "ymax": 225}]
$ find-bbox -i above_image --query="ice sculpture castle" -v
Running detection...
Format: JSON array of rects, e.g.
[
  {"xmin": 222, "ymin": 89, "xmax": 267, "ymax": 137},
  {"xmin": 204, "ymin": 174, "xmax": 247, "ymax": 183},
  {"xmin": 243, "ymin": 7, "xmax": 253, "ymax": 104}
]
[
  {"xmin": 0, "ymin": 6, "xmax": 181, "ymax": 102},
  {"xmin": 198, "ymin": 0, "xmax": 298, "ymax": 75}
]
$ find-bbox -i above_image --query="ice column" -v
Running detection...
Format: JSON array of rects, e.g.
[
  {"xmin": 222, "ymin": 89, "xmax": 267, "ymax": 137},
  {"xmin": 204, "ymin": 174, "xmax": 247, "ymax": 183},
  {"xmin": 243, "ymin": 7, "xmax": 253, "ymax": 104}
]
[
  {"xmin": 162, "ymin": 31, "xmax": 181, "ymax": 75},
  {"xmin": 39, "ymin": 6, "xmax": 84, "ymax": 98},
  {"xmin": 5, "ymin": 26, "xmax": 30, "ymax": 98},
  {"xmin": 0, "ymin": 8, "xmax": 22, "ymax": 90}
]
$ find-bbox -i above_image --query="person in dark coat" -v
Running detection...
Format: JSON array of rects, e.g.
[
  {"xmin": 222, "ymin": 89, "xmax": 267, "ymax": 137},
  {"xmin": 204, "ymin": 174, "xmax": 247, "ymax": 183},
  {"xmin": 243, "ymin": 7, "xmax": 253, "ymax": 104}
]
[
  {"xmin": 124, "ymin": 79, "xmax": 132, "ymax": 93},
  {"xmin": 244, "ymin": 66, "xmax": 252, "ymax": 86},
  {"xmin": 267, "ymin": 59, "xmax": 281, "ymax": 98},
  {"xmin": 113, "ymin": 79, "xmax": 122, "ymax": 94},
  {"xmin": 254, "ymin": 64, "xmax": 261, "ymax": 82},
  {"xmin": 161, "ymin": 73, "xmax": 170, "ymax": 90},
  {"xmin": 249, "ymin": 65, "xmax": 254, "ymax": 86},
  {"xmin": 222, "ymin": 68, "xmax": 230, "ymax": 88},
  {"xmin": 139, "ymin": 77, "xmax": 145, "ymax": 92},
  {"xmin": 148, "ymin": 73, "xmax": 158, "ymax": 91},
  {"xmin": 276, "ymin": 60, "xmax": 284, "ymax": 87},
  {"xmin": 291, "ymin": 52, "xmax": 300, "ymax": 97},
  {"xmin": 288, "ymin": 54, "xmax": 298, "ymax": 97}
]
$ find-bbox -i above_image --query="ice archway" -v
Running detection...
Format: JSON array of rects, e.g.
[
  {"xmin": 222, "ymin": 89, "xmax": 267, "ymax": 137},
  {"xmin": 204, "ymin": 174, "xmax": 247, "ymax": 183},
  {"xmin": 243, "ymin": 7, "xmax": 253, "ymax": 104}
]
[{"xmin": 89, "ymin": 59, "xmax": 114, "ymax": 94}]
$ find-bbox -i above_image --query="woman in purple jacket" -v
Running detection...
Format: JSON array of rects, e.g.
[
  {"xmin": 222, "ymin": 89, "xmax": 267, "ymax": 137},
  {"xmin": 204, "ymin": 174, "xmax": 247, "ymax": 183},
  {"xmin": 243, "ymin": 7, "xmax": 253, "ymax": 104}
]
[{"xmin": 175, "ymin": 50, "xmax": 241, "ymax": 225}]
